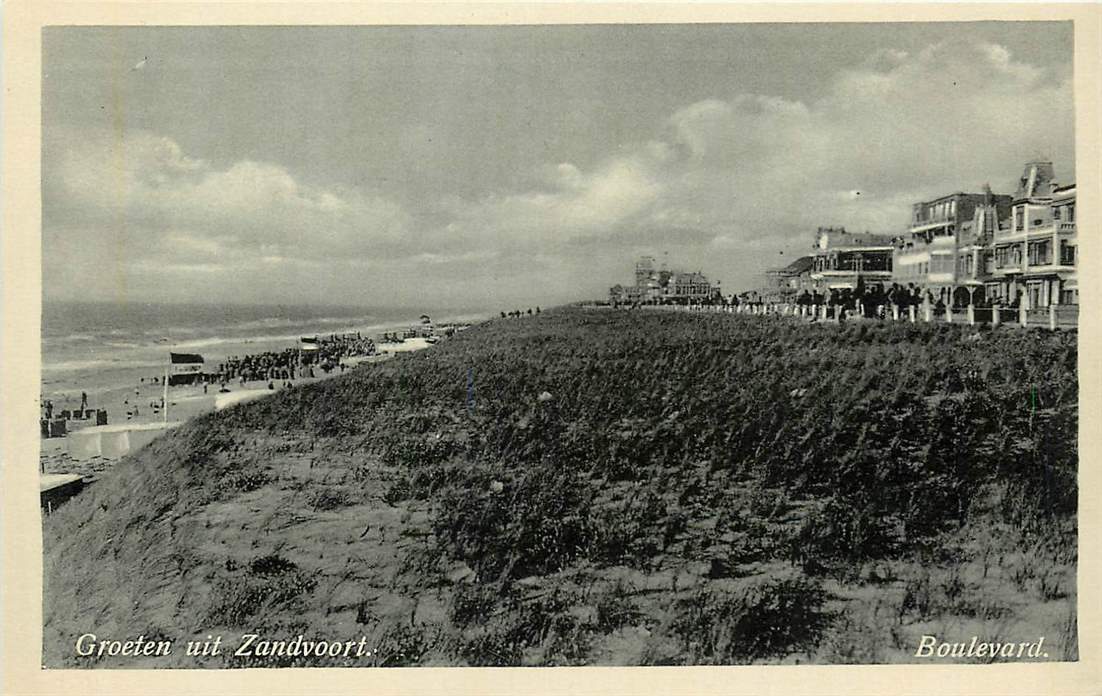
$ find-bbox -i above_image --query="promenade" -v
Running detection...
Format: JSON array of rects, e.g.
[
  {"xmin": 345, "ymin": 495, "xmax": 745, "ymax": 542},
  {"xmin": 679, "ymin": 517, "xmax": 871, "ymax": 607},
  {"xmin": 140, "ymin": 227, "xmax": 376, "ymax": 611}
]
[{"xmin": 634, "ymin": 300, "xmax": 1078, "ymax": 331}]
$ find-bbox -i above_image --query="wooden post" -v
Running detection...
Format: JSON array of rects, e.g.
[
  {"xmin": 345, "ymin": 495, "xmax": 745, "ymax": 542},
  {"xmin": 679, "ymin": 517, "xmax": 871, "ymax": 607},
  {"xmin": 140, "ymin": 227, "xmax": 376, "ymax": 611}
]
[
  {"xmin": 909, "ymin": 305, "xmax": 916, "ymax": 323},
  {"xmin": 967, "ymin": 305, "xmax": 975, "ymax": 325},
  {"xmin": 992, "ymin": 306, "xmax": 1001, "ymax": 328},
  {"xmin": 1049, "ymin": 304, "xmax": 1057, "ymax": 331},
  {"xmin": 892, "ymin": 305, "xmax": 899, "ymax": 321}
]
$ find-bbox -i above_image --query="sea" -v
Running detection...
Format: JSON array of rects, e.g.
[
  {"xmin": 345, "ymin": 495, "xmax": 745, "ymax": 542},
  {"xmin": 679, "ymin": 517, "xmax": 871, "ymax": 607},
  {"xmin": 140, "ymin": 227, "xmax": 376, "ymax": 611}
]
[{"xmin": 41, "ymin": 301, "xmax": 489, "ymax": 407}]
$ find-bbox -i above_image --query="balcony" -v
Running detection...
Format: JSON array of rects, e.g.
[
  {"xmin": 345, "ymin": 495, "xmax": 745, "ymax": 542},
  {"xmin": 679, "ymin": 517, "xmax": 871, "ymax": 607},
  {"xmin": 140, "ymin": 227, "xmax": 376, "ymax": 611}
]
[
  {"xmin": 1059, "ymin": 222, "xmax": 1076, "ymax": 233},
  {"xmin": 910, "ymin": 216, "xmax": 957, "ymax": 232}
]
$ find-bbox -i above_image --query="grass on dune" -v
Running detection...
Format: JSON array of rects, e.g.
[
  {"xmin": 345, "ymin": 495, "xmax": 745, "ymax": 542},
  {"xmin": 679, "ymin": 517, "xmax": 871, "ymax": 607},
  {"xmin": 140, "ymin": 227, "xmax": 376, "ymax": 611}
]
[{"xmin": 42, "ymin": 307, "xmax": 1077, "ymax": 666}]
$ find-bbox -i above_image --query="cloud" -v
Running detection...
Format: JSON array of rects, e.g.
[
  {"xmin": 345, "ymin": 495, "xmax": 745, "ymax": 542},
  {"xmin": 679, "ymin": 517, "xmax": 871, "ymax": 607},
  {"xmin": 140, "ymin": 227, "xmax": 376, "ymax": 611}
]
[
  {"xmin": 573, "ymin": 38, "xmax": 1074, "ymax": 281},
  {"xmin": 45, "ymin": 128, "xmax": 414, "ymax": 269},
  {"xmin": 43, "ymin": 38, "xmax": 1073, "ymax": 305}
]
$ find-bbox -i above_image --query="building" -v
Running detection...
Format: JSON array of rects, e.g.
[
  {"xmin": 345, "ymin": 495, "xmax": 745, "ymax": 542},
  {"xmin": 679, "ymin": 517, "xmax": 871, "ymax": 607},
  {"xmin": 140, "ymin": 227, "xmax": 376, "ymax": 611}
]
[
  {"xmin": 986, "ymin": 162, "xmax": 1077, "ymax": 309},
  {"xmin": 893, "ymin": 191, "xmax": 1013, "ymax": 306},
  {"xmin": 809, "ymin": 227, "xmax": 895, "ymax": 292},
  {"xmin": 610, "ymin": 256, "xmax": 719, "ymax": 305},
  {"xmin": 735, "ymin": 160, "xmax": 1076, "ymax": 322},
  {"xmin": 951, "ymin": 188, "xmax": 1005, "ymax": 307},
  {"xmin": 763, "ymin": 255, "xmax": 814, "ymax": 302}
]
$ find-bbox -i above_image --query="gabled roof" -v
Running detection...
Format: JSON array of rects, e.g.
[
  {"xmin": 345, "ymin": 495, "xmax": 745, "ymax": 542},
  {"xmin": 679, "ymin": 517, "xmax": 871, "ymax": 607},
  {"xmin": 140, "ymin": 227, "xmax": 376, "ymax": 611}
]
[
  {"xmin": 782, "ymin": 255, "xmax": 814, "ymax": 274},
  {"xmin": 1014, "ymin": 161, "xmax": 1058, "ymax": 201}
]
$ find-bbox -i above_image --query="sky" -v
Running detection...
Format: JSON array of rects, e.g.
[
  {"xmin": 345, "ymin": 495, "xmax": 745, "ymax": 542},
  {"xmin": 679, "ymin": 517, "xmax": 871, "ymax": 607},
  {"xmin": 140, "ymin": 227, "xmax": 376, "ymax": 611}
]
[{"xmin": 42, "ymin": 23, "xmax": 1075, "ymax": 308}]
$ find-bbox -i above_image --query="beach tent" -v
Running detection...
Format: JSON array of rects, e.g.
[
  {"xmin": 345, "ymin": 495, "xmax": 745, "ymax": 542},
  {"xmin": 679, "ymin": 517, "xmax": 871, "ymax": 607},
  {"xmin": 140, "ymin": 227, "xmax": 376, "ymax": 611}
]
[
  {"xmin": 301, "ymin": 336, "xmax": 320, "ymax": 352},
  {"xmin": 169, "ymin": 352, "xmax": 206, "ymax": 386},
  {"xmin": 66, "ymin": 422, "xmax": 183, "ymax": 460}
]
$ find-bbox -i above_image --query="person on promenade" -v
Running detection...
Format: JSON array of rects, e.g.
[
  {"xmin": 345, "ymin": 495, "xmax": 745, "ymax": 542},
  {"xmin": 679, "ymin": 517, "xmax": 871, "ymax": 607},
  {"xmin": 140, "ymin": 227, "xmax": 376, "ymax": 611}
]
[
  {"xmin": 45, "ymin": 400, "xmax": 53, "ymax": 420},
  {"xmin": 81, "ymin": 392, "xmax": 88, "ymax": 411}
]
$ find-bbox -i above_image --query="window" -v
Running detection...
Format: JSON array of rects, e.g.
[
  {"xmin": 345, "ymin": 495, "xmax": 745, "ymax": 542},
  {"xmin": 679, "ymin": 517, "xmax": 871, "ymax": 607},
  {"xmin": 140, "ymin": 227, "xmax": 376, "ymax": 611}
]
[
  {"xmin": 1015, "ymin": 207, "xmax": 1024, "ymax": 231},
  {"xmin": 996, "ymin": 245, "xmax": 1023, "ymax": 268},
  {"xmin": 1067, "ymin": 203, "xmax": 1076, "ymax": 222},
  {"xmin": 1060, "ymin": 240, "xmax": 1076, "ymax": 266},
  {"xmin": 1053, "ymin": 206, "xmax": 1061, "ymax": 221},
  {"xmin": 1028, "ymin": 240, "xmax": 1052, "ymax": 266},
  {"xmin": 1060, "ymin": 288, "xmax": 1079, "ymax": 305}
]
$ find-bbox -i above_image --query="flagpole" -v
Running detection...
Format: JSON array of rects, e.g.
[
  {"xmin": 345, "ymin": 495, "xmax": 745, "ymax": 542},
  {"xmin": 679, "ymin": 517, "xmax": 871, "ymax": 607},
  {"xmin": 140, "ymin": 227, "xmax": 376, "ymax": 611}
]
[{"xmin": 163, "ymin": 366, "xmax": 169, "ymax": 424}]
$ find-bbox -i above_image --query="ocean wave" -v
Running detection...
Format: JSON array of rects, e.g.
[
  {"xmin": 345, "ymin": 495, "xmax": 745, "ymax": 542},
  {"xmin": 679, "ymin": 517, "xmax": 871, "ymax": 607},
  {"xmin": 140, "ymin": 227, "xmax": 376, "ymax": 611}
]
[
  {"xmin": 231, "ymin": 315, "xmax": 374, "ymax": 331},
  {"xmin": 41, "ymin": 314, "xmax": 464, "ymax": 377},
  {"xmin": 41, "ymin": 358, "xmax": 166, "ymax": 374},
  {"xmin": 165, "ymin": 321, "xmax": 412, "ymax": 351}
]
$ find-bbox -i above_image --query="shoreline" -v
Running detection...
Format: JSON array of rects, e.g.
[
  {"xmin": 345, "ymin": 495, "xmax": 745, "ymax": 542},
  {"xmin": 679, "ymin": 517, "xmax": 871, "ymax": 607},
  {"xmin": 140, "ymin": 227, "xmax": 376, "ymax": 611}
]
[{"xmin": 38, "ymin": 331, "xmax": 448, "ymax": 480}]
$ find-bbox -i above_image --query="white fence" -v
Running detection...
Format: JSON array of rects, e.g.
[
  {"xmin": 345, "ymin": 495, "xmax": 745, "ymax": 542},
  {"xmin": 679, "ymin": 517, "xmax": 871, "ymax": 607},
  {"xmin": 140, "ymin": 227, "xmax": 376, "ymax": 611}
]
[{"xmin": 635, "ymin": 301, "xmax": 1078, "ymax": 330}]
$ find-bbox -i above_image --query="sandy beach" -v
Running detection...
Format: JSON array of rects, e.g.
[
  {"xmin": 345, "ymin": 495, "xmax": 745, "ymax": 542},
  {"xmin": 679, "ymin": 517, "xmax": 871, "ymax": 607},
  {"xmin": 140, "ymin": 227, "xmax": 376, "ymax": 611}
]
[{"xmin": 39, "ymin": 337, "xmax": 437, "ymax": 479}]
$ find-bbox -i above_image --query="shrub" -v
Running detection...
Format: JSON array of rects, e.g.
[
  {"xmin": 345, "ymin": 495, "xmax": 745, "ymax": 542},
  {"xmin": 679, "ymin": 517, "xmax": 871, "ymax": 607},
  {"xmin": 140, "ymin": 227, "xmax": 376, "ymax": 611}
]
[
  {"xmin": 206, "ymin": 555, "xmax": 317, "ymax": 627},
  {"xmin": 659, "ymin": 573, "xmax": 828, "ymax": 664}
]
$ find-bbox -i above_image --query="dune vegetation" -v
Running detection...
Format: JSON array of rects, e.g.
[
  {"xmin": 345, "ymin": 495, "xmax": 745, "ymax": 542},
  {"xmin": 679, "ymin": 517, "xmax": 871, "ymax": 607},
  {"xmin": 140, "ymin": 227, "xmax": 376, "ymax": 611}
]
[{"xmin": 42, "ymin": 307, "xmax": 1077, "ymax": 667}]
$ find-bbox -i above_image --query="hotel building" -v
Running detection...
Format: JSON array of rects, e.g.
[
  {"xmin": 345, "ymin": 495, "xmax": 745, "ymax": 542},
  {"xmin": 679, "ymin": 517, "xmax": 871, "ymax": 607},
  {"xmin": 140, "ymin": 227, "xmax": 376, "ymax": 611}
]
[
  {"xmin": 986, "ymin": 162, "xmax": 1077, "ymax": 309},
  {"xmin": 894, "ymin": 191, "xmax": 1013, "ymax": 306},
  {"xmin": 808, "ymin": 227, "xmax": 894, "ymax": 292}
]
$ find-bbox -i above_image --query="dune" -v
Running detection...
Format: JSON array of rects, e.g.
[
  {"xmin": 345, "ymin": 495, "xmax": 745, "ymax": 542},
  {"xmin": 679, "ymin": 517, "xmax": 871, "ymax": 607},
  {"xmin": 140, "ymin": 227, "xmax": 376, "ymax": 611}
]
[{"xmin": 42, "ymin": 307, "xmax": 1078, "ymax": 667}]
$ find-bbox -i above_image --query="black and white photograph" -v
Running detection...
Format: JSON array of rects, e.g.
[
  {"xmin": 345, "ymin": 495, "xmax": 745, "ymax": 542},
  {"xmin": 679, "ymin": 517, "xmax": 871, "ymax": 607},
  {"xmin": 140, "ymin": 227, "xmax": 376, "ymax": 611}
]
[{"xmin": 3, "ymin": 7, "xmax": 1096, "ymax": 687}]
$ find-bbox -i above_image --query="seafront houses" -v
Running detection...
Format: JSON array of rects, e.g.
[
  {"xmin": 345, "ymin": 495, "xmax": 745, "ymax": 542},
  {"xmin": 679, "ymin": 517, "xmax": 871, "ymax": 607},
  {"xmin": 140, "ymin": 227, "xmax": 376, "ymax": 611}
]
[
  {"xmin": 1049, "ymin": 182, "xmax": 1079, "ymax": 305},
  {"xmin": 887, "ymin": 161, "xmax": 1077, "ymax": 317},
  {"xmin": 609, "ymin": 255, "xmax": 720, "ymax": 305},
  {"xmin": 893, "ymin": 190, "xmax": 1013, "ymax": 307},
  {"xmin": 808, "ymin": 227, "xmax": 895, "ymax": 293},
  {"xmin": 986, "ymin": 163, "xmax": 1078, "ymax": 310}
]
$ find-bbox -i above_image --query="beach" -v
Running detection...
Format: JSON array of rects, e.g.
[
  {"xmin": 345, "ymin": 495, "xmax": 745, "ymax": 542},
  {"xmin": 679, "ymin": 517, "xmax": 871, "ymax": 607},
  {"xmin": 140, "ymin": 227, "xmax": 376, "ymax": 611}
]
[{"xmin": 40, "ymin": 300, "xmax": 481, "ymax": 478}]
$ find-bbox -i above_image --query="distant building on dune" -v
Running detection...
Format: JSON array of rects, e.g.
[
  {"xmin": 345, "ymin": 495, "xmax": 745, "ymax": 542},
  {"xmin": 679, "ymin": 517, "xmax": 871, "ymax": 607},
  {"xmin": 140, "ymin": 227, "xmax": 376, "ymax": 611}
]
[{"xmin": 610, "ymin": 255, "xmax": 719, "ymax": 305}]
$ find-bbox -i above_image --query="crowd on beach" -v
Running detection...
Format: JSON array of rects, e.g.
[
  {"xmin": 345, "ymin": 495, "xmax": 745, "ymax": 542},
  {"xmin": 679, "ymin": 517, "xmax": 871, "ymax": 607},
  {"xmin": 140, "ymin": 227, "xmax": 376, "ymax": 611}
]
[
  {"xmin": 217, "ymin": 333, "xmax": 376, "ymax": 385},
  {"xmin": 46, "ymin": 334, "xmax": 380, "ymax": 426}
]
